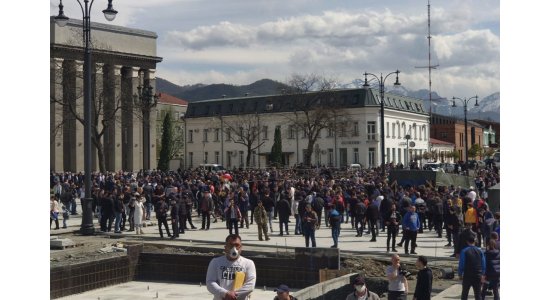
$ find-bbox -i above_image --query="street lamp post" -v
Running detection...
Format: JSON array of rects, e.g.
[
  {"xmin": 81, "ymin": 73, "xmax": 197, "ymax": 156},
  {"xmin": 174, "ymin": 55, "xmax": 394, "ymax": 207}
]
[
  {"xmin": 134, "ymin": 84, "xmax": 159, "ymax": 171},
  {"xmin": 452, "ymin": 95, "xmax": 479, "ymax": 174},
  {"xmin": 363, "ymin": 70, "xmax": 401, "ymax": 178},
  {"xmin": 54, "ymin": 0, "xmax": 118, "ymax": 235}
]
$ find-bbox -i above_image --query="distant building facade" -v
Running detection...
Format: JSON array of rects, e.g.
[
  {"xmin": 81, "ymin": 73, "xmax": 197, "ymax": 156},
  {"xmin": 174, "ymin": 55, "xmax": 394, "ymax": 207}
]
[
  {"xmin": 184, "ymin": 88, "xmax": 430, "ymax": 169},
  {"xmin": 50, "ymin": 17, "xmax": 162, "ymax": 172},
  {"xmin": 429, "ymin": 138, "xmax": 456, "ymax": 163},
  {"xmin": 430, "ymin": 113, "xmax": 485, "ymax": 161}
]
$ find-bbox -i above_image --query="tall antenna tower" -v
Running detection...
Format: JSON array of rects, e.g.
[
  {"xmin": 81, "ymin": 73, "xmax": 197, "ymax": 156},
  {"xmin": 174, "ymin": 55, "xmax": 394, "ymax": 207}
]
[{"xmin": 415, "ymin": 0, "xmax": 439, "ymax": 119}]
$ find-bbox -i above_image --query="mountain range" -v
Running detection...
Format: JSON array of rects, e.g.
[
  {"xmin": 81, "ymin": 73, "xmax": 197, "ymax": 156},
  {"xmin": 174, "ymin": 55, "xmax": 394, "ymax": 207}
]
[{"xmin": 156, "ymin": 78, "xmax": 500, "ymax": 122}]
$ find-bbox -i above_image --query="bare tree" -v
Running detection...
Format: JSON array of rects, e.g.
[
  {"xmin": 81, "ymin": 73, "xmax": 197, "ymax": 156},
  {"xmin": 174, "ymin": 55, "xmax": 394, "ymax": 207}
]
[
  {"xmin": 284, "ymin": 73, "xmax": 349, "ymax": 167},
  {"xmin": 50, "ymin": 59, "xmax": 123, "ymax": 172},
  {"xmin": 222, "ymin": 113, "xmax": 266, "ymax": 168}
]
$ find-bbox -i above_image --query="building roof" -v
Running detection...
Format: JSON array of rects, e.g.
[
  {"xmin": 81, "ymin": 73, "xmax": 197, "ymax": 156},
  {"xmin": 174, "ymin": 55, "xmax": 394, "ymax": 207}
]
[
  {"xmin": 185, "ymin": 87, "xmax": 428, "ymax": 118},
  {"xmin": 158, "ymin": 92, "xmax": 188, "ymax": 106},
  {"xmin": 430, "ymin": 138, "xmax": 454, "ymax": 146}
]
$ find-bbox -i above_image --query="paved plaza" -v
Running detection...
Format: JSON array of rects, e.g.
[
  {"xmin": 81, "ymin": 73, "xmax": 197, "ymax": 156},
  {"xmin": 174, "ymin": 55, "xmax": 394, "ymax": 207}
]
[{"xmin": 51, "ymin": 203, "xmax": 492, "ymax": 299}]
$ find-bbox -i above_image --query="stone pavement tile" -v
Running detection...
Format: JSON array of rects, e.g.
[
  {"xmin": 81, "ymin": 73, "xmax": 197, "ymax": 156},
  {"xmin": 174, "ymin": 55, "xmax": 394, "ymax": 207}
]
[{"xmin": 56, "ymin": 281, "xmax": 287, "ymax": 300}]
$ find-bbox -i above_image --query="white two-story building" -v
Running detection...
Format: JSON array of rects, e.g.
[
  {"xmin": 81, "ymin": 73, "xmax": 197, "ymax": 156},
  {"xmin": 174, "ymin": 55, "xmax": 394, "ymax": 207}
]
[{"xmin": 183, "ymin": 87, "xmax": 429, "ymax": 169}]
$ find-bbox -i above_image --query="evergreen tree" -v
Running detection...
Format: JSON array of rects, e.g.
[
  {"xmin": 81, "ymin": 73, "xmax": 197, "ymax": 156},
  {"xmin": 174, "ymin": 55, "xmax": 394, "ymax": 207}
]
[
  {"xmin": 157, "ymin": 112, "xmax": 174, "ymax": 171},
  {"xmin": 270, "ymin": 127, "xmax": 283, "ymax": 167}
]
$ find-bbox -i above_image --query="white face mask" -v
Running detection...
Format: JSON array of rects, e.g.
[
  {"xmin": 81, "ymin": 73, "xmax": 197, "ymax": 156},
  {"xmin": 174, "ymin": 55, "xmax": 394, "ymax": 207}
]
[
  {"xmin": 229, "ymin": 247, "xmax": 240, "ymax": 259},
  {"xmin": 355, "ymin": 285, "xmax": 366, "ymax": 293}
]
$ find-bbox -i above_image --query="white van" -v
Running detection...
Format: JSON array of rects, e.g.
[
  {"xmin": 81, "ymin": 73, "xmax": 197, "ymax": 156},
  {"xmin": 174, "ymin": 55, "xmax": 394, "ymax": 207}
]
[
  {"xmin": 198, "ymin": 164, "xmax": 226, "ymax": 172},
  {"xmin": 349, "ymin": 163, "xmax": 362, "ymax": 171}
]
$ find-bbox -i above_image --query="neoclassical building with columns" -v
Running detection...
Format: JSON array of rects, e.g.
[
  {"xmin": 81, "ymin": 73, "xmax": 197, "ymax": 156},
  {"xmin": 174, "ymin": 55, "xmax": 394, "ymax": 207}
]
[{"xmin": 50, "ymin": 17, "xmax": 162, "ymax": 172}]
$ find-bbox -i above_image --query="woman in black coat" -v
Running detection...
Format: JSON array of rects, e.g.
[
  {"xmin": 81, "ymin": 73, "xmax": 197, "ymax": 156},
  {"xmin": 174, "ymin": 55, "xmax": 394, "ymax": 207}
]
[{"xmin": 482, "ymin": 239, "xmax": 500, "ymax": 300}]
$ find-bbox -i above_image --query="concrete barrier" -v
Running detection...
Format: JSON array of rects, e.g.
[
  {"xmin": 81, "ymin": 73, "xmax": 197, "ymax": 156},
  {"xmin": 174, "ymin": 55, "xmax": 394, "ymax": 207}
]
[{"xmin": 292, "ymin": 273, "xmax": 356, "ymax": 300}]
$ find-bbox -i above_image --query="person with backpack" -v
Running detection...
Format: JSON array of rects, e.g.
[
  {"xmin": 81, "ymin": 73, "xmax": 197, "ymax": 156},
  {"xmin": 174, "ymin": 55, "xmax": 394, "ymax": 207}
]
[
  {"xmin": 328, "ymin": 204, "xmax": 341, "ymax": 248},
  {"xmin": 354, "ymin": 200, "xmax": 367, "ymax": 237},
  {"xmin": 458, "ymin": 235, "xmax": 486, "ymax": 300}
]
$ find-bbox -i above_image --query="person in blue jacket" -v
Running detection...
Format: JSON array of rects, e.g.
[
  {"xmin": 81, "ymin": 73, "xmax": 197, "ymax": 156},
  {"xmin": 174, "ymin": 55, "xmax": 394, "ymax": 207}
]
[
  {"xmin": 402, "ymin": 206, "xmax": 420, "ymax": 255},
  {"xmin": 458, "ymin": 235, "xmax": 486, "ymax": 300}
]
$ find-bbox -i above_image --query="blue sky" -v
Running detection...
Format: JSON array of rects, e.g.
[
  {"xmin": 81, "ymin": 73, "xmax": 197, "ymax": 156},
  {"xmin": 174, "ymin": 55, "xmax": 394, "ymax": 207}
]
[{"xmin": 50, "ymin": 0, "xmax": 500, "ymax": 99}]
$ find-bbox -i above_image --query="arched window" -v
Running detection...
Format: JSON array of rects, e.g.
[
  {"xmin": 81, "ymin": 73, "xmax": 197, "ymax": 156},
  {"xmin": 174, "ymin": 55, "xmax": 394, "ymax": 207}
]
[
  {"xmin": 397, "ymin": 121, "xmax": 401, "ymax": 138},
  {"xmin": 392, "ymin": 123, "xmax": 396, "ymax": 138}
]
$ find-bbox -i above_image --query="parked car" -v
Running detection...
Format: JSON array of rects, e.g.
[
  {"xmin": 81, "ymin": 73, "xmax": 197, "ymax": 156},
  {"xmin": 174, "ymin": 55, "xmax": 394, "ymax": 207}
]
[
  {"xmin": 441, "ymin": 163, "xmax": 455, "ymax": 173},
  {"xmin": 198, "ymin": 163, "xmax": 226, "ymax": 172},
  {"xmin": 423, "ymin": 162, "xmax": 444, "ymax": 172}
]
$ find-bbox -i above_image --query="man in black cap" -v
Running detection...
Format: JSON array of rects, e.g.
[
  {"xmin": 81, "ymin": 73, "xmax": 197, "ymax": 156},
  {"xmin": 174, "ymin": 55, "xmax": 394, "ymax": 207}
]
[
  {"xmin": 345, "ymin": 276, "xmax": 380, "ymax": 300},
  {"xmin": 273, "ymin": 284, "xmax": 298, "ymax": 300}
]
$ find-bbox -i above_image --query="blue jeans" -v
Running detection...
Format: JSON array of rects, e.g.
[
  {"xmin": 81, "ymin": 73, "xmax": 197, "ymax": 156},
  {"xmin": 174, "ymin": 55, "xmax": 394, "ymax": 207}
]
[
  {"xmin": 268, "ymin": 208, "xmax": 274, "ymax": 232},
  {"xmin": 331, "ymin": 224, "xmax": 340, "ymax": 246},
  {"xmin": 303, "ymin": 226, "xmax": 316, "ymax": 247},
  {"xmin": 114, "ymin": 212, "xmax": 122, "ymax": 232},
  {"xmin": 146, "ymin": 202, "xmax": 152, "ymax": 220},
  {"xmin": 294, "ymin": 214, "xmax": 302, "ymax": 234}
]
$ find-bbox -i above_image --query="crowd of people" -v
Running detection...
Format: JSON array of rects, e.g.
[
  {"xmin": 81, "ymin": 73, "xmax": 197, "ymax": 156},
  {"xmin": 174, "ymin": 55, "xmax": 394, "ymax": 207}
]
[{"xmin": 50, "ymin": 163, "xmax": 500, "ymax": 299}]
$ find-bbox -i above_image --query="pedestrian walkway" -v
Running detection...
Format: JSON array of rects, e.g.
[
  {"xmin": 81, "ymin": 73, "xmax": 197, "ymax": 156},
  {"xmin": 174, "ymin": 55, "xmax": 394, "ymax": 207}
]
[
  {"xmin": 51, "ymin": 203, "xmax": 489, "ymax": 299},
  {"xmin": 51, "ymin": 202, "xmax": 457, "ymax": 261},
  {"xmin": 56, "ymin": 281, "xmax": 286, "ymax": 300}
]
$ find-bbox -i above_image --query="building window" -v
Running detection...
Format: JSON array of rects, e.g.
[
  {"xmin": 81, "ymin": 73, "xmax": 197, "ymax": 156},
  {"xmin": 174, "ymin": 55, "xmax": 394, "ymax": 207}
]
[
  {"xmin": 189, "ymin": 152, "xmax": 193, "ymax": 168},
  {"xmin": 440, "ymin": 132, "xmax": 448, "ymax": 139},
  {"xmin": 386, "ymin": 122, "xmax": 390, "ymax": 138},
  {"xmin": 327, "ymin": 126, "xmax": 334, "ymax": 138},
  {"xmin": 226, "ymin": 151, "xmax": 232, "ymax": 167},
  {"xmin": 353, "ymin": 122, "xmax": 359, "ymax": 137},
  {"xmin": 288, "ymin": 125, "xmax": 295, "ymax": 139},
  {"xmin": 238, "ymin": 127, "xmax": 244, "ymax": 141},
  {"xmin": 353, "ymin": 148, "xmax": 359, "ymax": 164},
  {"xmin": 392, "ymin": 148, "xmax": 396, "ymax": 163},
  {"xmin": 225, "ymin": 129, "xmax": 231, "ymax": 141},
  {"xmin": 367, "ymin": 121, "xmax": 376, "ymax": 140},
  {"xmin": 338, "ymin": 124, "xmax": 346, "ymax": 137},
  {"xmin": 386, "ymin": 147, "xmax": 390, "ymax": 163},
  {"xmin": 214, "ymin": 128, "xmax": 220, "ymax": 142},
  {"xmin": 368, "ymin": 148, "xmax": 375, "ymax": 167},
  {"xmin": 328, "ymin": 149, "xmax": 334, "ymax": 167},
  {"xmin": 262, "ymin": 126, "xmax": 268, "ymax": 140},
  {"xmin": 302, "ymin": 128, "xmax": 307, "ymax": 139},
  {"xmin": 188, "ymin": 130, "xmax": 194, "ymax": 143},
  {"xmin": 239, "ymin": 151, "xmax": 244, "ymax": 167},
  {"xmin": 203, "ymin": 129, "xmax": 208, "ymax": 142},
  {"xmin": 392, "ymin": 123, "xmax": 396, "ymax": 138},
  {"xmin": 252, "ymin": 151, "xmax": 257, "ymax": 167},
  {"xmin": 215, "ymin": 151, "xmax": 220, "ymax": 164},
  {"xmin": 204, "ymin": 151, "xmax": 208, "ymax": 164}
]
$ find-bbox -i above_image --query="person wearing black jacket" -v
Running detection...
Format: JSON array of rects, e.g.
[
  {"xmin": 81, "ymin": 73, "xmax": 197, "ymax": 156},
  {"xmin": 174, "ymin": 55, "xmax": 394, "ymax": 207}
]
[
  {"xmin": 177, "ymin": 192, "xmax": 187, "ymax": 234},
  {"xmin": 276, "ymin": 196, "xmax": 291, "ymax": 235},
  {"xmin": 100, "ymin": 190, "xmax": 115, "ymax": 232},
  {"xmin": 114, "ymin": 193, "xmax": 125, "ymax": 233},
  {"xmin": 431, "ymin": 198, "xmax": 444, "ymax": 238},
  {"xmin": 481, "ymin": 239, "xmax": 500, "ymax": 300},
  {"xmin": 155, "ymin": 197, "xmax": 172, "ymax": 238},
  {"xmin": 379, "ymin": 195, "xmax": 393, "ymax": 232},
  {"xmin": 366, "ymin": 201, "xmax": 379, "ymax": 242},
  {"xmin": 385, "ymin": 203, "xmax": 401, "ymax": 252},
  {"xmin": 413, "ymin": 256, "xmax": 433, "ymax": 300},
  {"xmin": 169, "ymin": 197, "xmax": 179, "ymax": 239},
  {"xmin": 354, "ymin": 201, "xmax": 367, "ymax": 237}
]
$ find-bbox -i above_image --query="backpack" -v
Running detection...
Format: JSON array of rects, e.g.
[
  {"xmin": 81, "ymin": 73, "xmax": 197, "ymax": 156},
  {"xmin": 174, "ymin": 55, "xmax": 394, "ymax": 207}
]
[{"xmin": 354, "ymin": 203, "xmax": 366, "ymax": 216}]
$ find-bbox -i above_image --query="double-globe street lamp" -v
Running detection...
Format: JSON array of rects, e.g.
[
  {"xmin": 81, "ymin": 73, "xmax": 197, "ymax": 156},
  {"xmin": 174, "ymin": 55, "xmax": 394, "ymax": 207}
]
[
  {"xmin": 134, "ymin": 84, "xmax": 159, "ymax": 172},
  {"xmin": 363, "ymin": 70, "xmax": 401, "ymax": 177},
  {"xmin": 54, "ymin": 0, "xmax": 118, "ymax": 235},
  {"xmin": 452, "ymin": 95, "xmax": 479, "ymax": 174}
]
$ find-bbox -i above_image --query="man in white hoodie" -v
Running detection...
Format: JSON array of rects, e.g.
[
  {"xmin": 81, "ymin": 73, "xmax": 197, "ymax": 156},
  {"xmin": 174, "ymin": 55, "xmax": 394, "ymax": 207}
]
[{"xmin": 206, "ymin": 234, "xmax": 257, "ymax": 300}]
